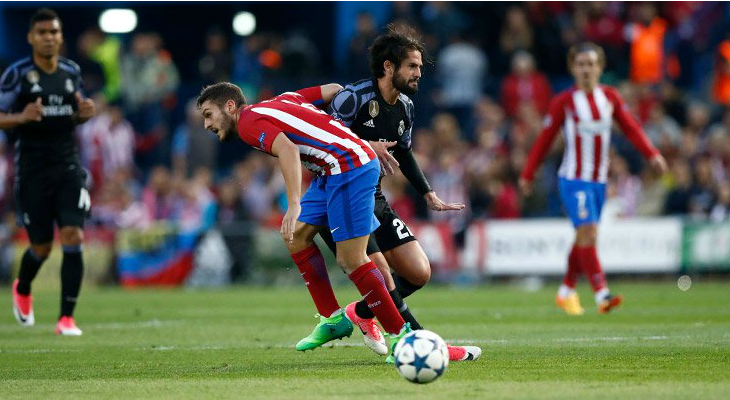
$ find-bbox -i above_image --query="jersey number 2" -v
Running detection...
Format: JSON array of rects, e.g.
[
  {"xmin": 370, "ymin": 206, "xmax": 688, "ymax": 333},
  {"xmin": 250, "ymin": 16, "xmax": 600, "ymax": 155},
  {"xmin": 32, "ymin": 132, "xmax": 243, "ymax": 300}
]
[{"xmin": 392, "ymin": 218, "xmax": 413, "ymax": 240}]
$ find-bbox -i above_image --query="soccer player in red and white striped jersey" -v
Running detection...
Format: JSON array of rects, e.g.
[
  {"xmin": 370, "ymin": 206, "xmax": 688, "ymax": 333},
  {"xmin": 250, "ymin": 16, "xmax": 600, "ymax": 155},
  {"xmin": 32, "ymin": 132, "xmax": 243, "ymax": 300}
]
[
  {"xmin": 519, "ymin": 43, "xmax": 667, "ymax": 315},
  {"xmin": 198, "ymin": 82, "xmax": 414, "ymax": 353}
]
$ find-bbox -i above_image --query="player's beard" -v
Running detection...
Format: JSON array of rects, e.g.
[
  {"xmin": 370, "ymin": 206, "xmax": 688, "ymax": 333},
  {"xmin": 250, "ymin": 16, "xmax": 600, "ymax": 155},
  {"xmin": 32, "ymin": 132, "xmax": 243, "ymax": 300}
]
[
  {"xmin": 393, "ymin": 74, "xmax": 418, "ymax": 96},
  {"xmin": 219, "ymin": 115, "xmax": 237, "ymax": 142}
]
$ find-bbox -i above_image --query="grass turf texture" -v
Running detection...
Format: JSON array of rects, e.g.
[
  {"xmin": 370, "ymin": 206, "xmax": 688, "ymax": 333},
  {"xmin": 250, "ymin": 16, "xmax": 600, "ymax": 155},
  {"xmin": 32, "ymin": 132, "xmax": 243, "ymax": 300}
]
[{"xmin": 1, "ymin": 281, "xmax": 728, "ymax": 399}]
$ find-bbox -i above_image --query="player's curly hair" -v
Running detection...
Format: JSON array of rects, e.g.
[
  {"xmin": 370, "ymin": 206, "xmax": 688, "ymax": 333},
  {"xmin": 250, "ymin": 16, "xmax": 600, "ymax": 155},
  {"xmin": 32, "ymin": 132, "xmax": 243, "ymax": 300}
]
[
  {"xmin": 369, "ymin": 24, "xmax": 427, "ymax": 78},
  {"xmin": 197, "ymin": 82, "xmax": 247, "ymax": 109}
]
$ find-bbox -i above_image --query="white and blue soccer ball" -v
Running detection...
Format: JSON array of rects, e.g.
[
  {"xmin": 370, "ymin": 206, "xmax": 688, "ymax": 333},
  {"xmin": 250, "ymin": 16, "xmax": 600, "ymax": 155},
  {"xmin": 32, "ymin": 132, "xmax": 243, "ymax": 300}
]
[{"xmin": 393, "ymin": 329, "xmax": 449, "ymax": 384}]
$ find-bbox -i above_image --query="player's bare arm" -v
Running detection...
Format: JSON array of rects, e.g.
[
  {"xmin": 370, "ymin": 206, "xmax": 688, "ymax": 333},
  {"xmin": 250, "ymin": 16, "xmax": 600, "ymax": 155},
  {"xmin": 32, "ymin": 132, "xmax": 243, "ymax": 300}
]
[
  {"xmin": 0, "ymin": 98, "xmax": 44, "ymax": 129},
  {"xmin": 271, "ymin": 133, "xmax": 302, "ymax": 244},
  {"xmin": 319, "ymin": 83, "xmax": 343, "ymax": 105},
  {"xmin": 369, "ymin": 140, "xmax": 399, "ymax": 175}
]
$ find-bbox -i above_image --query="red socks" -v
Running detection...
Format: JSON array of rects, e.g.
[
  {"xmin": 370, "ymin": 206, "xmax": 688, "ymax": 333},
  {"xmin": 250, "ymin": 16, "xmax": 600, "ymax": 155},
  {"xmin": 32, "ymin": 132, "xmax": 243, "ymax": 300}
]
[
  {"xmin": 349, "ymin": 261, "xmax": 405, "ymax": 334},
  {"xmin": 562, "ymin": 245, "xmax": 581, "ymax": 288},
  {"xmin": 575, "ymin": 245, "xmax": 607, "ymax": 292},
  {"xmin": 290, "ymin": 245, "xmax": 340, "ymax": 317}
]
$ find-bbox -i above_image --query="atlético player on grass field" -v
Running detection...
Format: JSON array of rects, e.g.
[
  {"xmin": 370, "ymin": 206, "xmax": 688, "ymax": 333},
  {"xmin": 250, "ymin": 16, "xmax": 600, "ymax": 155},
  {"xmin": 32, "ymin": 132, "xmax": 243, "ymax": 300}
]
[
  {"xmin": 519, "ymin": 42, "xmax": 667, "ymax": 315},
  {"xmin": 2, "ymin": 8, "xmax": 95, "ymax": 335},
  {"xmin": 198, "ymin": 82, "xmax": 420, "ymax": 356},
  {"xmin": 320, "ymin": 25, "xmax": 480, "ymax": 362}
]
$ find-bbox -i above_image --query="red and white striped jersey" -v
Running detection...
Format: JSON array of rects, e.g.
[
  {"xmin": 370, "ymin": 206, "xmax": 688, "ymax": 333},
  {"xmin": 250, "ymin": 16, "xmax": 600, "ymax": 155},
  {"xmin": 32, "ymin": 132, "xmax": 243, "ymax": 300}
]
[
  {"xmin": 521, "ymin": 84, "xmax": 659, "ymax": 183},
  {"xmin": 237, "ymin": 88, "xmax": 376, "ymax": 175}
]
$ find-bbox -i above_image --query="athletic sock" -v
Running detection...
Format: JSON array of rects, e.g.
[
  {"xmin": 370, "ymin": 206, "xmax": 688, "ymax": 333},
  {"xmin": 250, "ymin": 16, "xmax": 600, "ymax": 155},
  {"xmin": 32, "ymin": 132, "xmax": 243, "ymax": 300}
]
[
  {"xmin": 392, "ymin": 273, "xmax": 424, "ymax": 299},
  {"xmin": 557, "ymin": 284, "xmax": 575, "ymax": 299},
  {"xmin": 562, "ymin": 244, "xmax": 581, "ymax": 290},
  {"xmin": 595, "ymin": 287, "xmax": 610, "ymax": 304},
  {"xmin": 17, "ymin": 248, "xmax": 47, "ymax": 295},
  {"xmin": 349, "ymin": 261, "xmax": 405, "ymax": 335},
  {"xmin": 354, "ymin": 289, "xmax": 423, "ymax": 329},
  {"xmin": 576, "ymin": 245, "xmax": 607, "ymax": 293},
  {"xmin": 60, "ymin": 245, "xmax": 84, "ymax": 317},
  {"xmin": 291, "ymin": 244, "xmax": 340, "ymax": 317}
]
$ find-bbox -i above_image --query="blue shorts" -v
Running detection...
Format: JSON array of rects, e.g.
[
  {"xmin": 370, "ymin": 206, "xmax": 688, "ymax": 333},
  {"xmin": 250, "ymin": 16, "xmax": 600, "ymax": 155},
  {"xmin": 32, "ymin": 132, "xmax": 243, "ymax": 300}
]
[
  {"xmin": 558, "ymin": 178, "xmax": 606, "ymax": 227},
  {"xmin": 298, "ymin": 160, "xmax": 380, "ymax": 242}
]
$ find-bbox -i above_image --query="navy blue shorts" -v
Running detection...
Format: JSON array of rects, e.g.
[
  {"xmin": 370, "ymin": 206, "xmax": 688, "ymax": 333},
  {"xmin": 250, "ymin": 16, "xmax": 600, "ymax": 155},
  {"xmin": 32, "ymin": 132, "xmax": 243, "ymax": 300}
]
[{"xmin": 299, "ymin": 160, "xmax": 380, "ymax": 241}]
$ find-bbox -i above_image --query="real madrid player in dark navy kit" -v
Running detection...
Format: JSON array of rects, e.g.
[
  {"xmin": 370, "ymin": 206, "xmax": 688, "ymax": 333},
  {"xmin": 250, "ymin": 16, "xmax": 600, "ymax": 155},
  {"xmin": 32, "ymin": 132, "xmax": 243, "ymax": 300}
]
[
  {"xmin": 321, "ymin": 26, "xmax": 481, "ymax": 362},
  {"xmin": 0, "ymin": 9, "xmax": 95, "ymax": 335}
]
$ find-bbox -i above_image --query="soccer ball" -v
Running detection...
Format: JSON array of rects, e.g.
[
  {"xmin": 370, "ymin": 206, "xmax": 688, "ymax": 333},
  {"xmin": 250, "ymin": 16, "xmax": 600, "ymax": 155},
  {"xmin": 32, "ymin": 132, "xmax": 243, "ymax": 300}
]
[{"xmin": 393, "ymin": 330, "xmax": 449, "ymax": 384}]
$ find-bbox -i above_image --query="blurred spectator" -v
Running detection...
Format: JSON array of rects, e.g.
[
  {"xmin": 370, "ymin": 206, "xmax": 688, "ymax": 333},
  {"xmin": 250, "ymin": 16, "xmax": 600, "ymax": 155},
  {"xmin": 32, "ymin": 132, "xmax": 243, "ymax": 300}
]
[
  {"xmin": 172, "ymin": 98, "xmax": 219, "ymax": 178},
  {"xmin": 121, "ymin": 33, "xmax": 180, "ymax": 170},
  {"xmin": 500, "ymin": 51, "xmax": 552, "ymax": 118},
  {"xmin": 346, "ymin": 12, "xmax": 378, "ymax": 80},
  {"xmin": 76, "ymin": 29, "xmax": 107, "ymax": 97},
  {"xmin": 636, "ymin": 167, "xmax": 669, "ymax": 217},
  {"xmin": 421, "ymin": 2, "xmax": 469, "ymax": 47},
  {"xmin": 626, "ymin": 2, "xmax": 667, "ymax": 85},
  {"xmin": 499, "ymin": 6, "xmax": 534, "ymax": 60},
  {"xmin": 142, "ymin": 166, "xmax": 177, "ymax": 222},
  {"xmin": 644, "ymin": 104, "xmax": 682, "ymax": 147},
  {"xmin": 710, "ymin": 181, "xmax": 730, "ymax": 222},
  {"xmin": 663, "ymin": 159, "xmax": 695, "ymax": 215},
  {"xmin": 197, "ymin": 28, "xmax": 231, "ymax": 85},
  {"xmin": 712, "ymin": 40, "xmax": 730, "ymax": 105},
  {"xmin": 216, "ymin": 179, "xmax": 253, "ymax": 282},
  {"xmin": 436, "ymin": 35, "xmax": 487, "ymax": 137},
  {"xmin": 608, "ymin": 153, "xmax": 642, "ymax": 217},
  {"xmin": 77, "ymin": 28, "xmax": 123, "ymax": 101},
  {"xmin": 78, "ymin": 98, "xmax": 135, "ymax": 196}
]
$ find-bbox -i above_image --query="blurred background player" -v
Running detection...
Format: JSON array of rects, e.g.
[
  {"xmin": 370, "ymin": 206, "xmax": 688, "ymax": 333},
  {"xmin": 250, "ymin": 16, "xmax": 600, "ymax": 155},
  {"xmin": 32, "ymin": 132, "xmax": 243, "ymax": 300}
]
[
  {"xmin": 0, "ymin": 8, "xmax": 95, "ymax": 335},
  {"xmin": 197, "ymin": 82, "xmax": 416, "ymax": 356},
  {"xmin": 321, "ymin": 25, "xmax": 480, "ymax": 362},
  {"xmin": 519, "ymin": 42, "xmax": 667, "ymax": 315}
]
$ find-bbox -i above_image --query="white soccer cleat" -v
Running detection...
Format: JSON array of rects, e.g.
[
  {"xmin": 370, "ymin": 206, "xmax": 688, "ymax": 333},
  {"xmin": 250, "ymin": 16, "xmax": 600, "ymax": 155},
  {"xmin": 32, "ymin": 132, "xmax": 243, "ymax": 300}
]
[{"xmin": 345, "ymin": 301, "xmax": 388, "ymax": 355}]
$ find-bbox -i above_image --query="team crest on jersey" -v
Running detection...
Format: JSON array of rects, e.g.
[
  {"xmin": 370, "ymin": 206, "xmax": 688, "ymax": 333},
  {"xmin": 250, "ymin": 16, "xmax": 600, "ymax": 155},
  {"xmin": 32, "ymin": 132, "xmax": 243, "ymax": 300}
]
[
  {"xmin": 368, "ymin": 100, "xmax": 379, "ymax": 118},
  {"xmin": 65, "ymin": 78, "xmax": 74, "ymax": 93},
  {"xmin": 27, "ymin": 70, "xmax": 42, "ymax": 93},
  {"xmin": 398, "ymin": 120, "xmax": 405, "ymax": 136}
]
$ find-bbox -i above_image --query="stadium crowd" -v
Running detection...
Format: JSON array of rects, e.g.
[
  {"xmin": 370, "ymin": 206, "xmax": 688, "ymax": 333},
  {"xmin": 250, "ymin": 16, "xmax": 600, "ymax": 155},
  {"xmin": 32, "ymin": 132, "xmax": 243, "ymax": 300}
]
[{"xmin": 2, "ymin": 2, "xmax": 730, "ymax": 279}]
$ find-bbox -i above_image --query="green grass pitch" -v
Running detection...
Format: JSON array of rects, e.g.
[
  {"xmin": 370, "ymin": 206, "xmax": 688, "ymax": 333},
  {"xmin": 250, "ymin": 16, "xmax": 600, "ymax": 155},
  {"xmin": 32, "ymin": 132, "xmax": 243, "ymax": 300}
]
[{"xmin": 1, "ymin": 280, "xmax": 728, "ymax": 399}]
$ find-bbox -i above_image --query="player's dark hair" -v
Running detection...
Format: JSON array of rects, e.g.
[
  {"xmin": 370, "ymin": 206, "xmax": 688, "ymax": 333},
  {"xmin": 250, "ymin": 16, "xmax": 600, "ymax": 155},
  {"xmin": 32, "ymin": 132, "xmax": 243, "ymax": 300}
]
[
  {"xmin": 197, "ymin": 82, "xmax": 247, "ymax": 110},
  {"xmin": 369, "ymin": 24, "xmax": 426, "ymax": 78},
  {"xmin": 567, "ymin": 42, "xmax": 606, "ymax": 69},
  {"xmin": 29, "ymin": 8, "xmax": 61, "ymax": 31}
]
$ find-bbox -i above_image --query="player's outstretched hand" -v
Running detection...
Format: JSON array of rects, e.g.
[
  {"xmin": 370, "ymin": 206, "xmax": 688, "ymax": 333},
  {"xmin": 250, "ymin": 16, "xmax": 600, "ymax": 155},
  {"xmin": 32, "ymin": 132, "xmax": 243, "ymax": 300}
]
[
  {"xmin": 649, "ymin": 154, "xmax": 668, "ymax": 175},
  {"xmin": 518, "ymin": 177, "xmax": 533, "ymax": 196},
  {"xmin": 281, "ymin": 203, "xmax": 301, "ymax": 244},
  {"xmin": 369, "ymin": 140, "xmax": 399, "ymax": 176},
  {"xmin": 21, "ymin": 97, "xmax": 44, "ymax": 123},
  {"xmin": 424, "ymin": 191, "xmax": 465, "ymax": 211},
  {"xmin": 76, "ymin": 92, "xmax": 96, "ymax": 120}
]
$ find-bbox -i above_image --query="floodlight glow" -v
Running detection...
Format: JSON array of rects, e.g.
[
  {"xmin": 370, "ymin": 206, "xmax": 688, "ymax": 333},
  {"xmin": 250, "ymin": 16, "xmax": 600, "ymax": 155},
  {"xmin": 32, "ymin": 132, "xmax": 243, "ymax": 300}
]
[
  {"xmin": 233, "ymin": 12, "xmax": 256, "ymax": 36},
  {"xmin": 99, "ymin": 9, "xmax": 138, "ymax": 34}
]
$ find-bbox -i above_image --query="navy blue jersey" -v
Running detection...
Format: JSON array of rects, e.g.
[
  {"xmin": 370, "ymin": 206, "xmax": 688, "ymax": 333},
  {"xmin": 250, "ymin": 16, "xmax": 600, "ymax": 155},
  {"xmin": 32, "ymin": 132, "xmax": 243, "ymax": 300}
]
[
  {"xmin": 330, "ymin": 78, "xmax": 414, "ymax": 152},
  {"xmin": 0, "ymin": 57, "xmax": 83, "ymax": 175}
]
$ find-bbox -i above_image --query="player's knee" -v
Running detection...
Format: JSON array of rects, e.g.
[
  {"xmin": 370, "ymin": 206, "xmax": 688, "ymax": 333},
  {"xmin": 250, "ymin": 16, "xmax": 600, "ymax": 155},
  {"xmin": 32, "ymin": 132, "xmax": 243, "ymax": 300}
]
[
  {"xmin": 409, "ymin": 256, "xmax": 431, "ymax": 286},
  {"xmin": 30, "ymin": 243, "xmax": 52, "ymax": 259},
  {"xmin": 576, "ymin": 225, "xmax": 598, "ymax": 246},
  {"xmin": 336, "ymin": 253, "xmax": 368, "ymax": 273},
  {"xmin": 60, "ymin": 227, "xmax": 84, "ymax": 246}
]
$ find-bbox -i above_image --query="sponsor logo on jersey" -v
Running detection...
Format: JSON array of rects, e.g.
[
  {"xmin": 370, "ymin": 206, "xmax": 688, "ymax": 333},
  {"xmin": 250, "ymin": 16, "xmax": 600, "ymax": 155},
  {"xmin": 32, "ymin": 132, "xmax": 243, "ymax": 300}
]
[
  {"xmin": 368, "ymin": 100, "xmax": 379, "ymax": 118},
  {"xmin": 398, "ymin": 120, "xmax": 405, "ymax": 136},
  {"xmin": 65, "ymin": 78, "xmax": 74, "ymax": 93},
  {"xmin": 363, "ymin": 119, "xmax": 375, "ymax": 128}
]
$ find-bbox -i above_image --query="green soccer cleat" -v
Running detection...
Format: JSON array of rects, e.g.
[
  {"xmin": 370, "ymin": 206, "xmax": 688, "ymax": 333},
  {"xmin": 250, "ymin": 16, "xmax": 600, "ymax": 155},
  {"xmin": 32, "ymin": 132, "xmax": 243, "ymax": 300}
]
[
  {"xmin": 385, "ymin": 323, "xmax": 412, "ymax": 364},
  {"xmin": 295, "ymin": 311, "xmax": 353, "ymax": 351}
]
